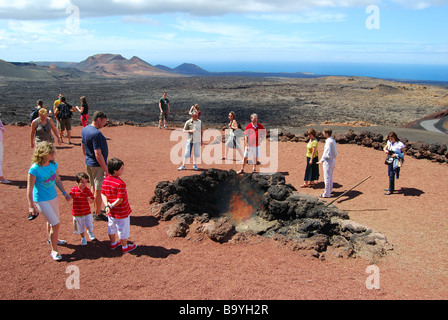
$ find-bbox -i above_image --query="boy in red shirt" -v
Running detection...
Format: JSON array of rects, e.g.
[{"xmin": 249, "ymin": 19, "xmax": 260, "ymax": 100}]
[
  {"xmin": 101, "ymin": 158, "xmax": 137, "ymax": 253},
  {"xmin": 69, "ymin": 172, "xmax": 95, "ymax": 246}
]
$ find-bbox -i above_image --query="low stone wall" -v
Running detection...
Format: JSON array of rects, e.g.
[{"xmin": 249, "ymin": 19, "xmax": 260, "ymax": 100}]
[{"xmin": 279, "ymin": 129, "xmax": 448, "ymax": 164}]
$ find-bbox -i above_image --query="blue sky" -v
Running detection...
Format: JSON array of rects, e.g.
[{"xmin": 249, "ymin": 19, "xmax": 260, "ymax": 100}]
[{"xmin": 0, "ymin": 0, "xmax": 447, "ymax": 71}]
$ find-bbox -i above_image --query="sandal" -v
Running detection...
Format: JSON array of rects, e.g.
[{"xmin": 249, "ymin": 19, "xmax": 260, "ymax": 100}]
[
  {"xmin": 27, "ymin": 212, "xmax": 39, "ymax": 221},
  {"xmin": 300, "ymin": 184, "xmax": 309, "ymax": 188}
]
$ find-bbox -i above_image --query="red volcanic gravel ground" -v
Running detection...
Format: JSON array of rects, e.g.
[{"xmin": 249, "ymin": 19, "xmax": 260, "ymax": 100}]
[{"xmin": 0, "ymin": 125, "xmax": 447, "ymax": 300}]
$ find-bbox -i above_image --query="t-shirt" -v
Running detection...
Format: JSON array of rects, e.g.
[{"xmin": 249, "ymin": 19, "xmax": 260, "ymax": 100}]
[
  {"xmin": 70, "ymin": 186, "xmax": 95, "ymax": 216},
  {"xmin": 57, "ymin": 103, "xmax": 73, "ymax": 120},
  {"xmin": 183, "ymin": 119, "xmax": 202, "ymax": 143},
  {"xmin": 81, "ymin": 125, "xmax": 108, "ymax": 167},
  {"xmin": 80, "ymin": 103, "xmax": 89, "ymax": 116},
  {"xmin": 28, "ymin": 162, "xmax": 58, "ymax": 202},
  {"xmin": 101, "ymin": 175, "xmax": 132, "ymax": 219},
  {"xmin": 34, "ymin": 119, "xmax": 54, "ymax": 143},
  {"xmin": 387, "ymin": 140, "xmax": 405, "ymax": 153},
  {"xmin": 0, "ymin": 119, "xmax": 5, "ymax": 141},
  {"xmin": 159, "ymin": 98, "xmax": 170, "ymax": 112},
  {"xmin": 306, "ymin": 139, "xmax": 319, "ymax": 159},
  {"xmin": 244, "ymin": 122, "xmax": 265, "ymax": 147},
  {"xmin": 53, "ymin": 100, "xmax": 61, "ymax": 119}
]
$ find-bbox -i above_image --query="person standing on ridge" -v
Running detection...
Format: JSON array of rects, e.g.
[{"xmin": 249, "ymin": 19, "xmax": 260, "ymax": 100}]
[{"xmin": 158, "ymin": 92, "xmax": 170, "ymax": 129}]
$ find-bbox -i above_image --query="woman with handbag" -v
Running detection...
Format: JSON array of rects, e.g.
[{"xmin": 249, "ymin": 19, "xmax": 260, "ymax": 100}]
[
  {"xmin": 27, "ymin": 141, "xmax": 71, "ymax": 261},
  {"xmin": 383, "ymin": 132, "xmax": 405, "ymax": 195},
  {"xmin": 301, "ymin": 128, "xmax": 320, "ymax": 188},
  {"xmin": 224, "ymin": 111, "xmax": 244, "ymax": 161}
]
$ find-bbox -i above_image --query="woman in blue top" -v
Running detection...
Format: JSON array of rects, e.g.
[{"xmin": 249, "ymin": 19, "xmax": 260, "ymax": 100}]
[{"xmin": 27, "ymin": 141, "xmax": 71, "ymax": 261}]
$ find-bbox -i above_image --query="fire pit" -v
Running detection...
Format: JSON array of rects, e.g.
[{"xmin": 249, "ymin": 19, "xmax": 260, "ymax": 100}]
[{"xmin": 149, "ymin": 169, "xmax": 392, "ymax": 260}]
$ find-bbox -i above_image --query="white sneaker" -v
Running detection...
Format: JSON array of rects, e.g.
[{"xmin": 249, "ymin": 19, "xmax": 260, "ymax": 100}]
[
  {"xmin": 178, "ymin": 165, "xmax": 186, "ymax": 171},
  {"xmin": 87, "ymin": 230, "xmax": 95, "ymax": 240},
  {"xmin": 81, "ymin": 237, "xmax": 87, "ymax": 246},
  {"xmin": 50, "ymin": 251, "xmax": 62, "ymax": 261},
  {"xmin": 47, "ymin": 239, "xmax": 67, "ymax": 245}
]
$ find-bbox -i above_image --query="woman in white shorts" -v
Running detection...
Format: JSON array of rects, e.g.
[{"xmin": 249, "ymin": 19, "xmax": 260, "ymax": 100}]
[
  {"xmin": 27, "ymin": 142, "xmax": 71, "ymax": 261},
  {"xmin": 224, "ymin": 111, "xmax": 244, "ymax": 162}
]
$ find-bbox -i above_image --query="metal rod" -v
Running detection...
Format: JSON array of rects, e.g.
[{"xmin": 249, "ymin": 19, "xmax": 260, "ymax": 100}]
[{"xmin": 325, "ymin": 175, "xmax": 372, "ymax": 207}]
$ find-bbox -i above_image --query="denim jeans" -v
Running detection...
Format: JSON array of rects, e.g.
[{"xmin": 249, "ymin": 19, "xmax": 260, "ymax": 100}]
[{"xmin": 388, "ymin": 165, "xmax": 400, "ymax": 192}]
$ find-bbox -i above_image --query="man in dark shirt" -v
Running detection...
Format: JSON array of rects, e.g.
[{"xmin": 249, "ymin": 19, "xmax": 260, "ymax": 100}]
[
  {"xmin": 158, "ymin": 92, "xmax": 170, "ymax": 129},
  {"xmin": 56, "ymin": 96, "xmax": 76, "ymax": 144},
  {"xmin": 81, "ymin": 111, "xmax": 109, "ymax": 220}
]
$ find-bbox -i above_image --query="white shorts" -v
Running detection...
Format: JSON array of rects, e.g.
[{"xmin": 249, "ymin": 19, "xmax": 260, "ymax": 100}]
[
  {"xmin": 184, "ymin": 142, "xmax": 201, "ymax": 159},
  {"xmin": 73, "ymin": 214, "xmax": 94, "ymax": 235},
  {"xmin": 108, "ymin": 216, "xmax": 130, "ymax": 240},
  {"xmin": 35, "ymin": 198, "xmax": 60, "ymax": 227},
  {"xmin": 244, "ymin": 146, "xmax": 260, "ymax": 159}
]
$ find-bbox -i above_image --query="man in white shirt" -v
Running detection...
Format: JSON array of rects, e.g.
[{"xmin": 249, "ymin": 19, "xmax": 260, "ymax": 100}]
[{"xmin": 317, "ymin": 128, "xmax": 337, "ymax": 198}]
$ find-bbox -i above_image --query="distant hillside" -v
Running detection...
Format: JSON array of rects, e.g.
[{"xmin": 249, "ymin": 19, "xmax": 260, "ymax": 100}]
[
  {"xmin": 74, "ymin": 54, "xmax": 179, "ymax": 78},
  {"xmin": 154, "ymin": 64, "xmax": 175, "ymax": 73},
  {"xmin": 174, "ymin": 63, "xmax": 210, "ymax": 76},
  {"xmin": 0, "ymin": 59, "xmax": 91, "ymax": 80},
  {"xmin": 4, "ymin": 53, "xmax": 326, "ymax": 80},
  {"xmin": 32, "ymin": 61, "xmax": 78, "ymax": 68}
]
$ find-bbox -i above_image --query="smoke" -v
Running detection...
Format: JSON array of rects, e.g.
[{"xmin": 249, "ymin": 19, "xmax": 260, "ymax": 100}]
[{"xmin": 214, "ymin": 175, "xmax": 266, "ymax": 226}]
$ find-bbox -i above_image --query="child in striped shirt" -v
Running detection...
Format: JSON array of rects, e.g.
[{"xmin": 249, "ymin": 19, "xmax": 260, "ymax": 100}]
[
  {"xmin": 69, "ymin": 172, "xmax": 95, "ymax": 246},
  {"xmin": 101, "ymin": 158, "xmax": 137, "ymax": 254}
]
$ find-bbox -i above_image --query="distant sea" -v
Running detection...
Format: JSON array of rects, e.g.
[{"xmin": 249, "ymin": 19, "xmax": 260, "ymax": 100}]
[{"xmin": 202, "ymin": 62, "xmax": 448, "ymax": 83}]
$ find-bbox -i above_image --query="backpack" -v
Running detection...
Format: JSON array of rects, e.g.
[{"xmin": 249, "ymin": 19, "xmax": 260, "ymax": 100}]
[
  {"xmin": 58, "ymin": 103, "xmax": 72, "ymax": 120},
  {"xmin": 29, "ymin": 108, "xmax": 39, "ymax": 123}
]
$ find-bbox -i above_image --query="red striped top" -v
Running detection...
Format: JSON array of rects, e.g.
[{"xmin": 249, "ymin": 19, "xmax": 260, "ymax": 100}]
[
  {"xmin": 101, "ymin": 175, "xmax": 132, "ymax": 219},
  {"xmin": 70, "ymin": 186, "xmax": 94, "ymax": 216}
]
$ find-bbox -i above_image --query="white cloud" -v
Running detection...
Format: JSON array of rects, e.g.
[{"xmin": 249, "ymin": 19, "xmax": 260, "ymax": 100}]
[
  {"xmin": 2, "ymin": 0, "xmax": 447, "ymax": 21},
  {"xmin": 248, "ymin": 11, "xmax": 347, "ymax": 23},
  {"xmin": 0, "ymin": 19, "xmax": 91, "ymax": 50},
  {"xmin": 0, "ymin": 0, "xmax": 385, "ymax": 20},
  {"xmin": 174, "ymin": 18, "xmax": 260, "ymax": 37},
  {"xmin": 122, "ymin": 15, "xmax": 160, "ymax": 25},
  {"xmin": 0, "ymin": 0, "xmax": 72, "ymax": 19},
  {"xmin": 391, "ymin": 0, "xmax": 448, "ymax": 10}
]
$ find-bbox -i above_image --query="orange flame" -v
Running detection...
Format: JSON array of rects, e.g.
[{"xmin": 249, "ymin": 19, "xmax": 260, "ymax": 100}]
[{"xmin": 228, "ymin": 193, "xmax": 255, "ymax": 225}]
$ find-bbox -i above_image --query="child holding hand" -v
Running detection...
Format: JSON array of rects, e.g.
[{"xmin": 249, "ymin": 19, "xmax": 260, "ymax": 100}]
[
  {"xmin": 101, "ymin": 158, "xmax": 137, "ymax": 254},
  {"xmin": 69, "ymin": 172, "xmax": 96, "ymax": 245}
]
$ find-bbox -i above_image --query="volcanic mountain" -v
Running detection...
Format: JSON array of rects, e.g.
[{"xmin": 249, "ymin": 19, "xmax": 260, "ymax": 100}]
[
  {"xmin": 75, "ymin": 54, "xmax": 179, "ymax": 78},
  {"xmin": 0, "ymin": 59, "xmax": 91, "ymax": 80}
]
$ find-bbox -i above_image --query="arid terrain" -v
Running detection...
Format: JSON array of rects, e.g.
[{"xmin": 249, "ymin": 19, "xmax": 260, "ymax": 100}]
[
  {"xmin": 0, "ymin": 124, "xmax": 447, "ymax": 301},
  {"xmin": 1, "ymin": 73, "xmax": 447, "ymax": 304},
  {"xmin": 1, "ymin": 76, "xmax": 447, "ymax": 130}
]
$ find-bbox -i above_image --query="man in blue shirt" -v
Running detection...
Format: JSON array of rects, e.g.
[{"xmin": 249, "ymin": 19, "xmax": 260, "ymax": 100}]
[{"xmin": 81, "ymin": 111, "xmax": 109, "ymax": 220}]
